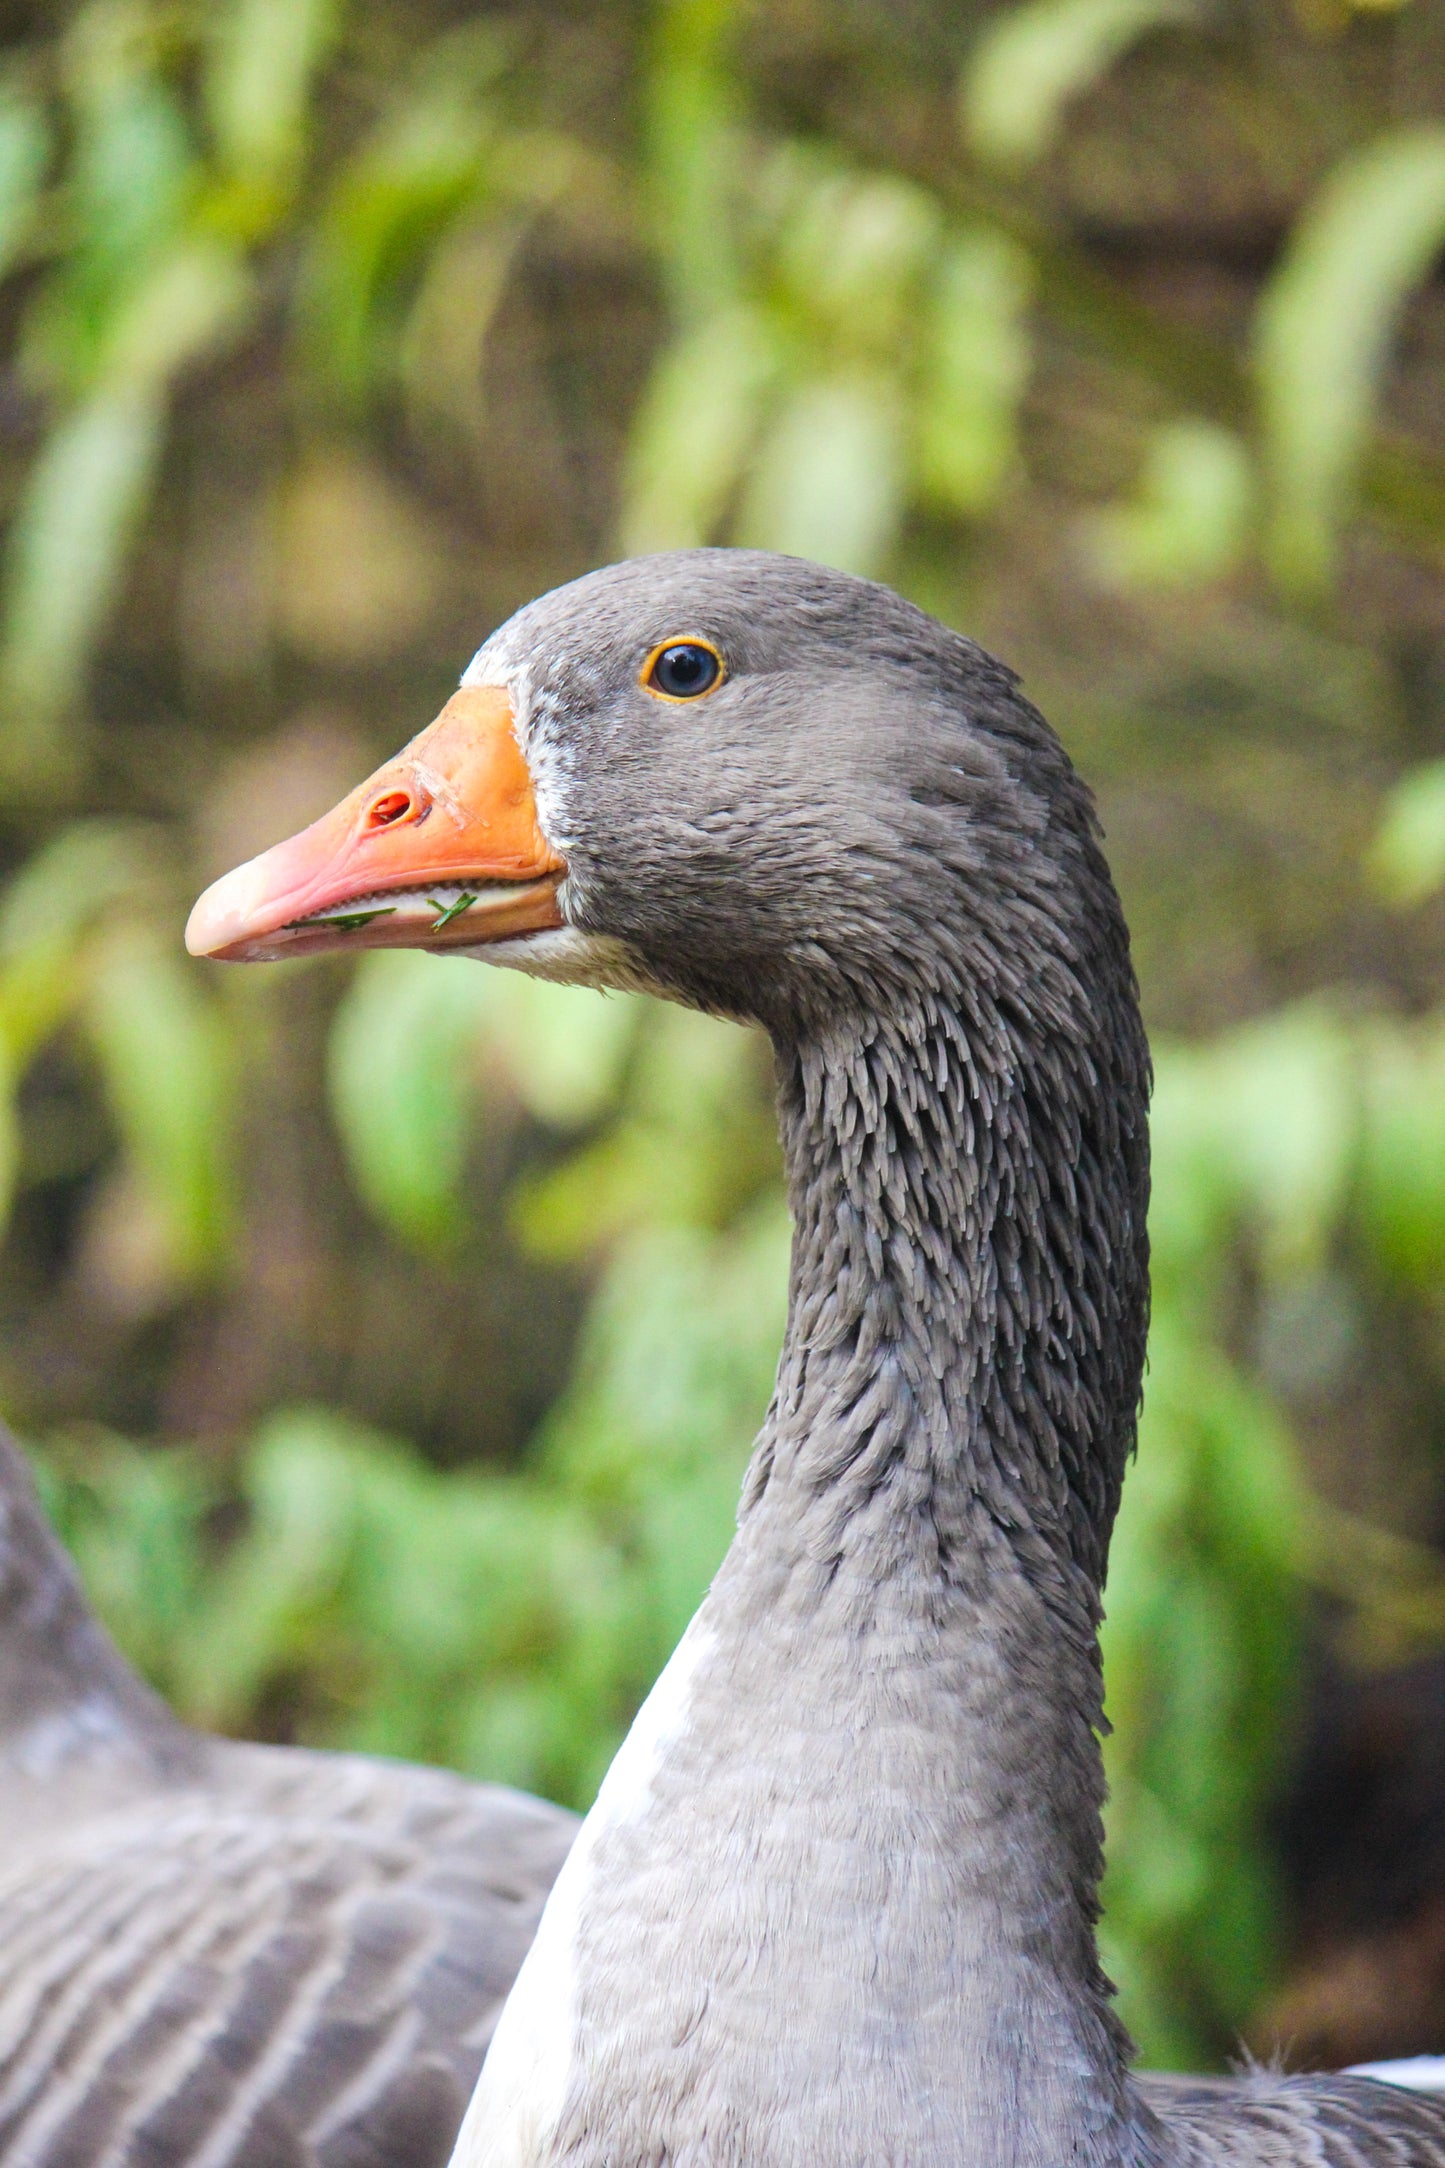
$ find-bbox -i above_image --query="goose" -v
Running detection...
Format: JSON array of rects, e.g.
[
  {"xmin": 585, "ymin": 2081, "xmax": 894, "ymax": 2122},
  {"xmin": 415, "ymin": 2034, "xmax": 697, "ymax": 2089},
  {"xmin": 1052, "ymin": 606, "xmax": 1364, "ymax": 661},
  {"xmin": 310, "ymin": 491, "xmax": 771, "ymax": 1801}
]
[
  {"xmin": 0, "ymin": 1421, "xmax": 575, "ymax": 2166},
  {"xmin": 187, "ymin": 548, "xmax": 1445, "ymax": 2167}
]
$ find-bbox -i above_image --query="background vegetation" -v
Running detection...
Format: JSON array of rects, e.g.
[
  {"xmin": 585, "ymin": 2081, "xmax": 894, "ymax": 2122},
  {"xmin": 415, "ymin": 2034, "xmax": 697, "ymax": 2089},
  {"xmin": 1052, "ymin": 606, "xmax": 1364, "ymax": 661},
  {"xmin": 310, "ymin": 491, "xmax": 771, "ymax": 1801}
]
[{"xmin": 2, "ymin": 0, "xmax": 1445, "ymax": 2075}]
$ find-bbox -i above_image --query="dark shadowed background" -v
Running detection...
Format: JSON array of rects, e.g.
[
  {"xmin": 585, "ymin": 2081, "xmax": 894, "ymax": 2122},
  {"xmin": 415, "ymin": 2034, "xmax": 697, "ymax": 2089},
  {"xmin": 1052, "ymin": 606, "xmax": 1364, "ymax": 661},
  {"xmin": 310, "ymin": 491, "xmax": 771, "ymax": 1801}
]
[{"xmin": 2, "ymin": 0, "xmax": 1445, "ymax": 2078}]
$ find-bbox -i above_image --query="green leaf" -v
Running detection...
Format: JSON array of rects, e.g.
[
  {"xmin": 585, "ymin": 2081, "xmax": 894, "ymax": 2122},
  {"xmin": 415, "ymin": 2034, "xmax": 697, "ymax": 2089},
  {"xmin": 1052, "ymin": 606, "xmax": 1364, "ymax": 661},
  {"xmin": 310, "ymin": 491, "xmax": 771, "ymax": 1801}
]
[
  {"xmin": 298, "ymin": 29, "xmax": 509, "ymax": 405},
  {"xmin": 0, "ymin": 390, "xmax": 161, "ymax": 780},
  {"xmin": 619, "ymin": 304, "xmax": 778, "ymax": 553},
  {"xmin": 69, "ymin": 76, "xmax": 193, "ymax": 283},
  {"xmin": 204, "ymin": 0, "xmax": 339, "ymax": 210},
  {"xmin": 738, "ymin": 374, "xmax": 904, "ymax": 576},
  {"xmin": 328, "ymin": 949, "xmax": 490, "ymax": 1246},
  {"xmin": 174, "ymin": 1407, "xmax": 363, "ymax": 1725},
  {"xmin": 0, "ymin": 236, "xmax": 250, "ymax": 778},
  {"xmin": 426, "ymin": 893, "xmax": 476, "ymax": 932},
  {"xmin": 1207, "ymin": 1006, "xmax": 1356, "ymax": 1280},
  {"xmin": 83, "ymin": 928, "xmax": 234, "ymax": 1279},
  {"xmin": 1359, "ymin": 1021, "xmax": 1445, "ymax": 1284},
  {"xmin": 41, "ymin": 1430, "xmax": 212, "ymax": 1699},
  {"xmin": 0, "ymin": 86, "xmax": 50, "ymax": 279},
  {"xmin": 0, "ymin": 822, "xmax": 152, "ymax": 1109},
  {"xmin": 102, "ymin": 235, "xmax": 253, "ymax": 396},
  {"xmin": 771, "ymin": 163, "xmax": 940, "ymax": 353},
  {"xmin": 645, "ymin": 0, "xmax": 744, "ymax": 323},
  {"xmin": 0, "ymin": 819, "xmax": 152, "ymax": 960},
  {"xmin": 0, "ymin": 1030, "xmax": 18, "ymax": 1233},
  {"xmin": 398, "ymin": 215, "xmax": 522, "ymax": 454},
  {"xmin": 317, "ymin": 906, "xmax": 396, "ymax": 933},
  {"xmin": 330, "ymin": 952, "xmax": 638, "ymax": 1247},
  {"xmin": 1256, "ymin": 124, "xmax": 1445, "ymax": 592},
  {"xmin": 1366, "ymin": 757, "xmax": 1445, "ymax": 907},
  {"xmin": 1083, "ymin": 420, "xmax": 1253, "ymax": 590},
  {"xmin": 1151, "ymin": 1007, "xmax": 1356, "ymax": 1287},
  {"xmin": 961, "ymin": 0, "xmax": 1194, "ymax": 170},
  {"xmin": 914, "ymin": 226, "xmax": 1034, "ymax": 517},
  {"xmin": 477, "ymin": 974, "xmax": 639, "ymax": 1131},
  {"xmin": 1101, "ymin": 1300, "xmax": 1301, "ymax": 2063},
  {"xmin": 517, "ymin": 1007, "xmax": 774, "ymax": 1257}
]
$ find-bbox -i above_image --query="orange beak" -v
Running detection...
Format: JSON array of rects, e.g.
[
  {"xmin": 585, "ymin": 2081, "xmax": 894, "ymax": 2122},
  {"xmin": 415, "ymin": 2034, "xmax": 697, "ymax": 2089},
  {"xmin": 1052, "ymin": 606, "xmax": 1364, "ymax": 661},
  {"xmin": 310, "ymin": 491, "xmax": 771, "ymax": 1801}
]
[{"xmin": 185, "ymin": 686, "xmax": 566, "ymax": 963}]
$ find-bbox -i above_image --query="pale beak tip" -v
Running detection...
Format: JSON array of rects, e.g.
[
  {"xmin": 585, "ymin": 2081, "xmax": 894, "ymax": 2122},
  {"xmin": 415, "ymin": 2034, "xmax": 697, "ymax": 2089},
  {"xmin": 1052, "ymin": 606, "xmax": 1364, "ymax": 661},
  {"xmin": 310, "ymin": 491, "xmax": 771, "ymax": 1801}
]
[
  {"xmin": 183, "ymin": 897, "xmax": 215, "ymax": 958},
  {"xmin": 186, "ymin": 860, "xmax": 262, "ymax": 960}
]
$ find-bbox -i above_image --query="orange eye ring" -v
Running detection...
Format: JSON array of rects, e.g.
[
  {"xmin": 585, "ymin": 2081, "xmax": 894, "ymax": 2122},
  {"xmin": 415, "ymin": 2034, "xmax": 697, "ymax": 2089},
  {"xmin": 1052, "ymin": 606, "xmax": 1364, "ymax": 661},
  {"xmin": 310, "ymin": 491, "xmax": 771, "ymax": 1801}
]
[{"xmin": 640, "ymin": 637, "xmax": 726, "ymax": 703}]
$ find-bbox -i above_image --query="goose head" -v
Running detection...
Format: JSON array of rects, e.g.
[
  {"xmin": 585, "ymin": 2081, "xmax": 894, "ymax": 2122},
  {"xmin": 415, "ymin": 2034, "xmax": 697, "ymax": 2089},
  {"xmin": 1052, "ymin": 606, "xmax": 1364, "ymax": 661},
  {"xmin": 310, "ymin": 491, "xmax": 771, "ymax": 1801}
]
[
  {"xmin": 189, "ymin": 547, "xmax": 1150, "ymax": 1603},
  {"xmin": 186, "ymin": 549, "xmax": 1127, "ymax": 1056}
]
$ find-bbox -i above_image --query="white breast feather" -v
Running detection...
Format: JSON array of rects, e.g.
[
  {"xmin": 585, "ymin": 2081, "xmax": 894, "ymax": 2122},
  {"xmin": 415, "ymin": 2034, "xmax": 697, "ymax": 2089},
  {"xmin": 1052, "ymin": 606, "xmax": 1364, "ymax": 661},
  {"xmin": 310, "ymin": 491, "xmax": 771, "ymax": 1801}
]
[{"xmin": 448, "ymin": 1619, "xmax": 715, "ymax": 2168}]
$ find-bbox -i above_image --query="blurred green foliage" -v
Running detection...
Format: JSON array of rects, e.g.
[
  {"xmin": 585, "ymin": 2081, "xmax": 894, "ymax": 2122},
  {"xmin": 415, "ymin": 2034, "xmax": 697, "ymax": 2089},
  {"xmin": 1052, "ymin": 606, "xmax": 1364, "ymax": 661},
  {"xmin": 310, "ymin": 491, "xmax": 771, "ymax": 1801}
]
[
  {"xmin": 40, "ymin": 991, "xmax": 788, "ymax": 1817},
  {"xmin": 0, "ymin": 0, "xmax": 1444, "ymax": 2079}
]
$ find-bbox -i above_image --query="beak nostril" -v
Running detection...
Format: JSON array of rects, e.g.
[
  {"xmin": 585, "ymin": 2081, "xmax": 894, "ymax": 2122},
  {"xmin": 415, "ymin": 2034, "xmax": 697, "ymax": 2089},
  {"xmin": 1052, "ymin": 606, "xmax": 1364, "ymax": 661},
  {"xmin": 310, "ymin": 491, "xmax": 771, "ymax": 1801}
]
[{"xmin": 367, "ymin": 790, "xmax": 413, "ymax": 828}]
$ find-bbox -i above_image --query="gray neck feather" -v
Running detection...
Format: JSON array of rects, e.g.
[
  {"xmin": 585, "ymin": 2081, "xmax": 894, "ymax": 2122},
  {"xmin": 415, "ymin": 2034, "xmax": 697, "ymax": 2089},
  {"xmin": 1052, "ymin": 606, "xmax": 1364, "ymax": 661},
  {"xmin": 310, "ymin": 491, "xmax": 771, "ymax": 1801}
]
[{"xmin": 722, "ymin": 952, "xmax": 1152, "ymax": 2155}]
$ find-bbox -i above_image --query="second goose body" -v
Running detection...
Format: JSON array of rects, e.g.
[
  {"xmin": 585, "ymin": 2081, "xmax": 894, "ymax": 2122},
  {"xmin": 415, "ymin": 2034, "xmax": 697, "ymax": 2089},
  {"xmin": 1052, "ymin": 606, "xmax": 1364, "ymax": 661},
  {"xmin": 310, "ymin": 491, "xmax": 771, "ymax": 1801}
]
[
  {"xmin": 190, "ymin": 550, "xmax": 1445, "ymax": 2167},
  {"xmin": 0, "ymin": 1425, "xmax": 574, "ymax": 2167}
]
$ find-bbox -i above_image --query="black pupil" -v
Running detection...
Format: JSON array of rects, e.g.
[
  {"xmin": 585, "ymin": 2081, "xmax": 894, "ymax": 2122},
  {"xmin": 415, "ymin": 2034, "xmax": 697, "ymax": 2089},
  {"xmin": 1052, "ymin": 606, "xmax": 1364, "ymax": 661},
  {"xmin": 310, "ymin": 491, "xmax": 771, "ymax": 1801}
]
[{"xmin": 652, "ymin": 643, "xmax": 718, "ymax": 697}]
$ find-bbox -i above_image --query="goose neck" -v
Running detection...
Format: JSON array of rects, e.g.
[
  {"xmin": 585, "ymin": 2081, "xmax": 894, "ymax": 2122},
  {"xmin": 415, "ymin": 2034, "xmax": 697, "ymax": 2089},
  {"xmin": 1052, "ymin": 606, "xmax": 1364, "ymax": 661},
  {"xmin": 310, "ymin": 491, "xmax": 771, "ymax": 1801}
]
[
  {"xmin": 757, "ymin": 982, "xmax": 1149, "ymax": 1595},
  {"xmin": 710, "ymin": 983, "xmax": 1153, "ymax": 2152}
]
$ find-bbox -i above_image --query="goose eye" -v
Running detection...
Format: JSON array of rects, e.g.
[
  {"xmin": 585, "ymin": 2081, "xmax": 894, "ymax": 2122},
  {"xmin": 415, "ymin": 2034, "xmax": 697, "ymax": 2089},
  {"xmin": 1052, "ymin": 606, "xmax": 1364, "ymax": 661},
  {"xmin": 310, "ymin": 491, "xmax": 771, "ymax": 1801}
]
[{"xmin": 644, "ymin": 640, "xmax": 723, "ymax": 700}]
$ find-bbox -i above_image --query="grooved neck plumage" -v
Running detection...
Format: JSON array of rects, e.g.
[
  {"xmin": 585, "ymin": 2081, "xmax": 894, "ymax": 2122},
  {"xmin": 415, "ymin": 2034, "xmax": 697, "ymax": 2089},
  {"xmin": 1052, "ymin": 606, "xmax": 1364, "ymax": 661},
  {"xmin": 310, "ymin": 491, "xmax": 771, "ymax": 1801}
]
[
  {"xmin": 758, "ymin": 944, "xmax": 1149, "ymax": 1569},
  {"xmin": 711, "ymin": 954, "xmax": 1155, "ymax": 2161}
]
